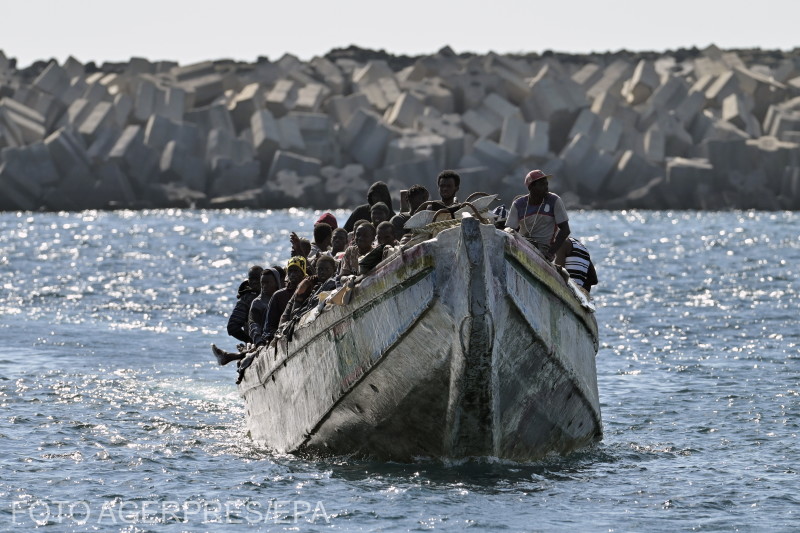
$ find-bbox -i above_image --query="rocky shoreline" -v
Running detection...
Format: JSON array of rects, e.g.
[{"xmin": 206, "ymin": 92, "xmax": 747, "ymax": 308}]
[{"xmin": 1, "ymin": 45, "xmax": 798, "ymax": 212}]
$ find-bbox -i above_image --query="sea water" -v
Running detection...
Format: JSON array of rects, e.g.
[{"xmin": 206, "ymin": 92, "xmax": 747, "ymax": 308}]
[{"xmin": 0, "ymin": 209, "xmax": 797, "ymax": 532}]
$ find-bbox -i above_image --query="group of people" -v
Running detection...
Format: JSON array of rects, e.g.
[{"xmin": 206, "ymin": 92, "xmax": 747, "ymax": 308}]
[{"xmin": 213, "ymin": 169, "xmax": 597, "ymax": 381}]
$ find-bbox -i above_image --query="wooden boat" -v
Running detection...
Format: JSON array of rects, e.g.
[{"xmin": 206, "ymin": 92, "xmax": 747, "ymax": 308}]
[{"xmin": 237, "ymin": 213, "xmax": 601, "ymax": 462}]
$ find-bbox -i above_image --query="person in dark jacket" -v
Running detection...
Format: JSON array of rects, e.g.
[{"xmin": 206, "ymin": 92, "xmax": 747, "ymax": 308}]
[
  {"xmin": 248, "ymin": 267, "xmax": 283, "ymax": 345},
  {"xmin": 262, "ymin": 256, "xmax": 307, "ymax": 343},
  {"xmin": 225, "ymin": 265, "xmax": 263, "ymax": 344},
  {"xmin": 343, "ymin": 181, "xmax": 396, "ymax": 232}
]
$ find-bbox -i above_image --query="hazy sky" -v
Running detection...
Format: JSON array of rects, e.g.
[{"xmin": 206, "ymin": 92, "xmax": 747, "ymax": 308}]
[{"xmin": 2, "ymin": 0, "xmax": 798, "ymax": 67}]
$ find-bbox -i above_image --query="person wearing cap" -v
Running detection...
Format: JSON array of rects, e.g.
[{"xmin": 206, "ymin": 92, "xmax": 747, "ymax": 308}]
[
  {"xmin": 505, "ymin": 169, "xmax": 571, "ymax": 262},
  {"xmin": 316, "ymin": 212, "xmax": 338, "ymax": 229}
]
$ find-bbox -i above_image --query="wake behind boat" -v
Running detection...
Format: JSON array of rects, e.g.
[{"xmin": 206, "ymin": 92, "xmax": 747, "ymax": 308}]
[{"xmin": 237, "ymin": 213, "xmax": 601, "ymax": 462}]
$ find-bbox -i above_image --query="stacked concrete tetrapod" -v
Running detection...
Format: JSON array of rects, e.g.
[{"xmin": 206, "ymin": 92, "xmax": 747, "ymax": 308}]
[{"xmin": 1, "ymin": 45, "xmax": 799, "ymax": 211}]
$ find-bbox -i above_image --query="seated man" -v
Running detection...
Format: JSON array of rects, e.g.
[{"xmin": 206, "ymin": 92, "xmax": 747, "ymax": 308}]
[
  {"xmin": 339, "ymin": 222, "xmax": 376, "ymax": 277},
  {"xmin": 225, "ymin": 265, "xmax": 263, "ymax": 344},
  {"xmin": 330, "ymin": 227, "xmax": 349, "ymax": 260},
  {"xmin": 309, "ymin": 222, "xmax": 333, "ymax": 261},
  {"xmin": 248, "ymin": 267, "xmax": 283, "ymax": 345},
  {"xmin": 427, "ymin": 170, "xmax": 460, "ymax": 210},
  {"xmin": 505, "ymin": 169, "xmax": 570, "ymax": 262},
  {"xmin": 278, "ymin": 255, "xmax": 338, "ymax": 329},
  {"xmin": 399, "ymin": 184, "xmax": 430, "ymax": 216},
  {"xmin": 555, "ymin": 237, "xmax": 598, "ymax": 293},
  {"xmin": 344, "ymin": 181, "xmax": 395, "ymax": 232},
  {"xmin": 370, "ymin": 202, "xmax": 391, "ymax": 227},
  {"xmin": 262, "ymin": 256, "xmax": 307, "ymax": 343}
]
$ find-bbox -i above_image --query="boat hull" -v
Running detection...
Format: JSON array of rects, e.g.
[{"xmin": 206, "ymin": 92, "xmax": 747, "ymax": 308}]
[{"xmin": 238, "ymin": 217, "xmax": 601, "ymax": 461}]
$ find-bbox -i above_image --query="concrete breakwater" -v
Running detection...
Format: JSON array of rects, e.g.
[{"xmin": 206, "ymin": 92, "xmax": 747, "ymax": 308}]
[{"xmin": 1, "ymin": 45, "xmax": 798, "ymax": 212}]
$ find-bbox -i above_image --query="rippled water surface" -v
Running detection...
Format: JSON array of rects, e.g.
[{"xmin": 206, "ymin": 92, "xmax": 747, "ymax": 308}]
[{"xmin": 1, "ymin": 209, "xmax": 798, "ymax": 532}]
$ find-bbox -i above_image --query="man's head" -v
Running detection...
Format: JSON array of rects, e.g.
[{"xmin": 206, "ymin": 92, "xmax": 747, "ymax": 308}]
[
  {"xmin": 376, "ymin": 221, "xmax": 396, "ymax": 246},
  {"xmin": 260, "ymin": 268, "xmax": 280, "ymax": 295},
  {"xmin": 525, "ymin": 169, "xmax": 551, "ymax": 199},
  {"xmin": 408, "ymin": 184, "xmax": 429, "ymax": 213},
  {"xmin": 370, "ymin": 202, "xmax": 391, "ymax": 226},
  {"xmin": 331, "ymin": 227, "xmax": 349, "ymax": 255},
  {"xmin": 248, "ymin": 265, "xmax": 264, "ymax": 291},
  {"xmin": 390, "ymin": 215, "xmax": 406, "ymax": 241},
  {"xmin": 437, "ymin": 170, "xmax": 460, "ymax": 203},
  {"xmin": 313, "ymin": 222, "xmax": 333, "ymax": 248},
  {"xmin": 354, "ymin": 222, "xmax": 376, "ymax": 253},
  {"xmin": 286, "ymin": 256, "xmax": 307, "ymax": 285},
  {"xmin": 292, "ymin": 236, "xmax": 312, "ymax": 258},
  {"xmin": 367, "ymin": 181, "xmax": 391, "ymax": 207},
  {"xmin": 315, "ymin": 255, "xmax": 337, "ymax": 282}
]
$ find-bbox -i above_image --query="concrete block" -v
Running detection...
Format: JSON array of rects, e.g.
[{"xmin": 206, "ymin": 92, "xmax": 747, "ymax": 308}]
[
  {"xmin": 171, "ymin": 61, "xmax": 216, "ymax": 82},
  {"xmin": 0, "ymin": 142, "xmax": 60, "ymax": 200},
  {"xmin": 722, "ymin": 93, "xmax": 761, "ymax": 137},
  {"xmin": 327, "ymin": 92, "xmax": 371, "ymax": 126},
  {"xmin": 586, "ymin": 59, "xmax": 634, "ymax": 101},
  {"xmin": 42, "ymin": 164, "xmax": 100, "ymax": 211},
  {"xmin": 622, "ymin": 60, "xmax": 660, "ymax": 105},
  {"xmin": 94, "ymin": 160, "xmax": 137, "ymax": 205},
  {"xmin": 160, "ymin": 139, "xmax": 208, "ymax": 191},
  {"xmin": 340, "ymin": 108, "xmax": 401, "ymax": 170},
  {"xmin": 470, "ymin": 138, "xmax": 519, "ymax": 176},
  {"xmin": 310, "ymin": 56, "xmax": 346, "ymax": 94},
  {"xmin": 206, "ymin": 128, "xmax": 254, "ymax": 168},
  {"xmin": 605, "ymin": 149, "xmax": 661, "ymax": 197},
  {"xmin": 527, "ymin": 120, "xmax": 550, "ymax": 159},
  {"xmin": 666, "ymin": 157, "xmax": 713, "ymax": 199},
  {"xmin": 228, "ymin": 83, "xmax": 264, "ymax": 132},
  {"xmin": 154, "ymin": 86, "xmax": 186, "ymax": 122},
  {"xmin": 0, "ymin": 97, "xmax": 47, "ymax": 145},
  {"xmin": 0, "ymin": 161, "xmax": 39, "ymax": 210},
  {"xmin": 178, "ymin": 72, "xmax": 226, "ymax": 107},
  {"xmin": 638, "ymin": 75, "xmax": 690, "ymax": 130},
  {"xmin": 133, "ymin": 78, "xmax": 157, "ymax": 123},
  {"xmin": 462, "ymin": 108, "xmax": 500, "ymax": 139},
  {"xmin": 20, "ymin": 86, "xmax": 66, "ymax": 130},
  {"xmin": 595, "ymin": 116, "xmax": 623, "ymax": 152},
  {"xmin": 575, "ymin": 149, "xmax": 619, "ymax": 196},
  {"xmin": 277, "ymin": 115, "xmax": 305, "ymax": 152},
  {"xmin": 78, "ymin": 101, "xmax": 117, "ymax": 144},
  {"xmin": 107, "ymin": 125, "xmax": 159, "ymax": 190},
  {"xmin": 360, "ymin": 77, "xmax": 402, "ymax": 112},
  {"xmin": 86, "ymin": 127, "xmax": 120, "ymax": 161},
  {"xmin": 705, "ymin": 71, "xmax": 741, "ymax": 107},
  {"xmin": 82, "ymin": 81, "xmax": 111, "ymax": 107},
  {"xmin": 126, "ymin": 57, "xmax": 154, "ymax": 76},
  {"xmin": 352, "ymin": 60, "xmax": 395, "ymax": 86},
  {"xmin": 674, "ymin": 89, "xmax": 706, "ymax": 127},
  {"xmin": 320, "ymin": 164, "xmax": 369, "ymax": 208},
  {"xmin": 43, "ymin": 127, "xmax": 90, "ymax": 178},
  {"xmin": 61, "ymin": 97, "xmax": 93, "ymax": 129},
  {"xmin": 693, "ymin": 110, "xmax": 751, "ymax": 145},
  {"xmin": 33, "ymin": 62, "xmax": 70, "ymax": 97},
  {"xmin": 112, "ymin": 92, "xmax": 133, "ymax": 127},
  {"xmin": 499, "ymin": 112, "xmax": 527, "ymax": 155},
  {"xmin": 643, "ymin": 125, "xmax": 665, "ymax": 163},
  {"xmin": 265, "ymin": 79, "xmax": 297, "ymax": 117},
  {"xmin": 294, "ymin": 83, "xmax": 329, "ymax": 113},
  {"xmin": 385, "ymin": 91, "xmax": 425, "ymax": 128},
  {"xmin": 492, "ymin": 65, "xmax": 532, "ymax": 105},
  {"xmin": 567, "ymin": 108, "xmax": 602, "ymax": 145},
  {"xmin": 376, "ymin": 157, "xmax": 441, "ymax": 194},
  {"xmin": 571, "ymin": 63, "xmax": 603, "ymax": 89},
  {"xmin": 745, "ymin": 136, "xmax": 800, "ymax": 191},
  {"xmin": 409, "ymin": 77, "xmax": 455, "ymax": 114},
  {"xmin": 185, "ymin": 103, "xmax": 235, "ymax": 136},
  {"xmin": 209, "ymin": 159, "xmax": 260, "ymax": 197},
  {"xmin": 523, "ymin": 76, "xmax": 585, "ymax": 153},
  {"xmin": 385, "ymin": 132, "xmax": 446, "ymax": 169},
  {"xmin": 416, "ymin": 112, "xmax": 465, "ymax": 168},
  {"xmin": 290, "ymin": 111, "xmax": 338, "ymax": 165},
  {"xmin": 250, "ymin": 109, "xmax": 281, "ymax": 164}
]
